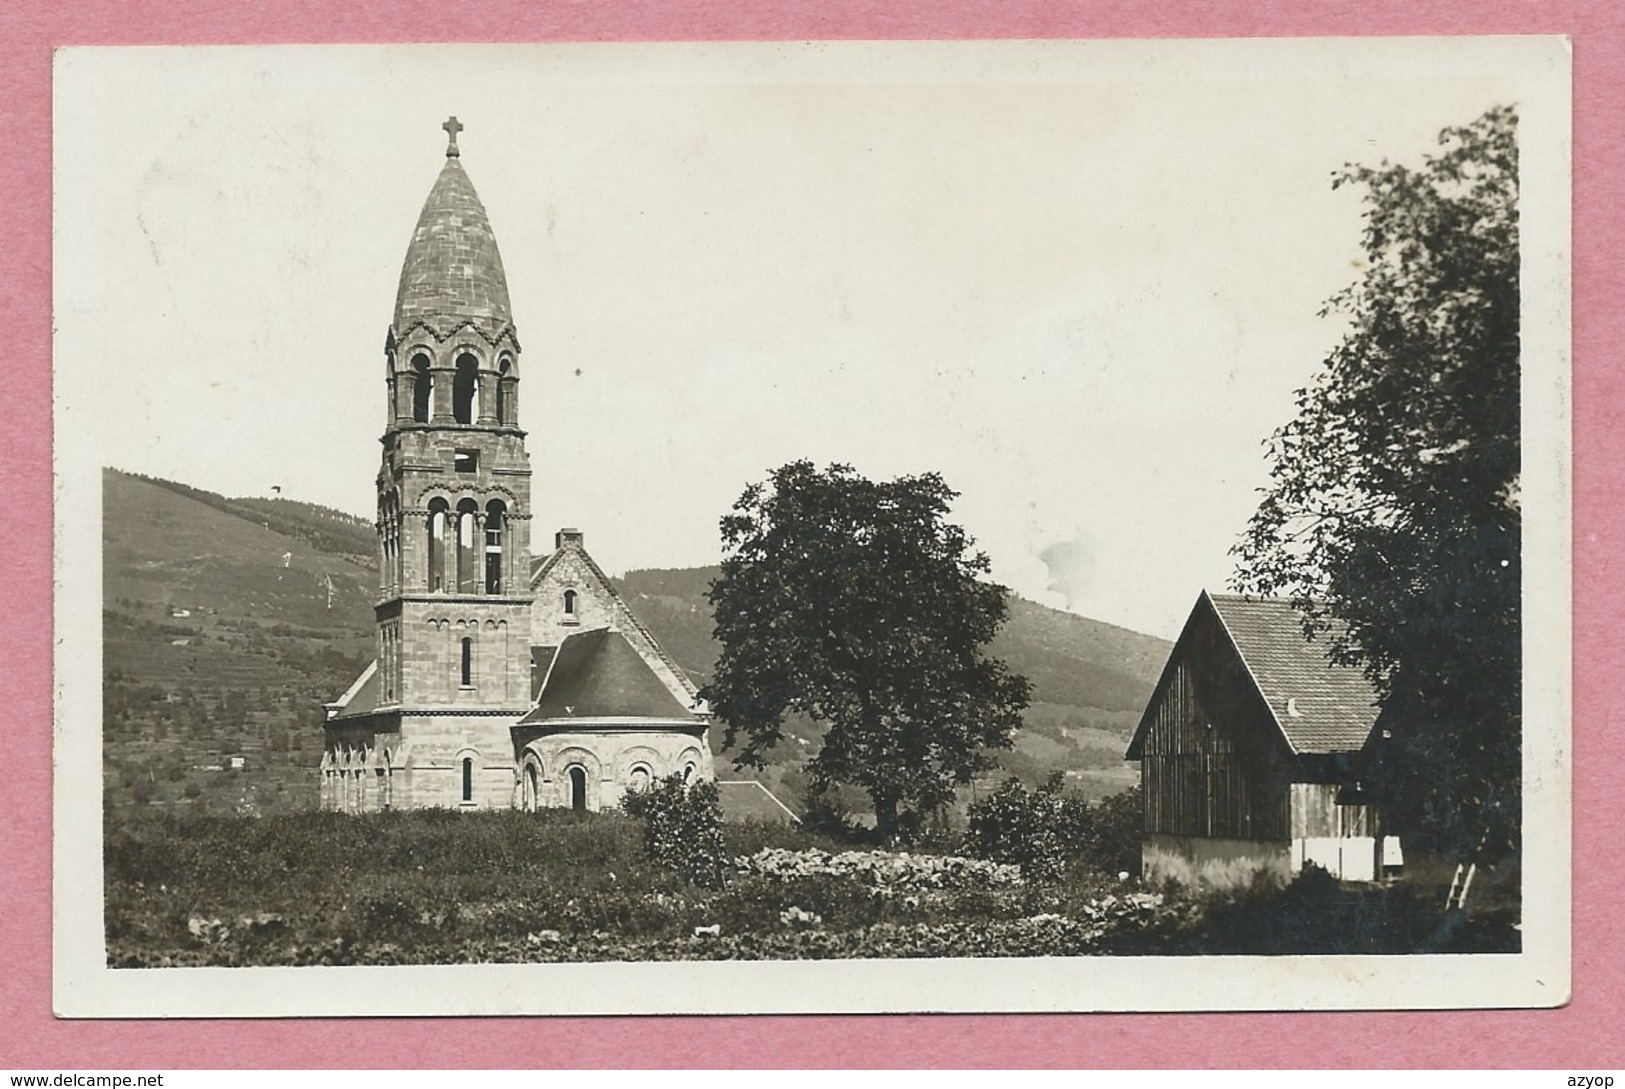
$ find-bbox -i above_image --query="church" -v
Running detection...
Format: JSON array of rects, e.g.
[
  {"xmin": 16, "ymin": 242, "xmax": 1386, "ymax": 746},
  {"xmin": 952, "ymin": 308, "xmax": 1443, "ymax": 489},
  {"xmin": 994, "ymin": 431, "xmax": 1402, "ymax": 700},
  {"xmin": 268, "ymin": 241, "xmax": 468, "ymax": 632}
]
[{"xmin": 321, "ymin": 118, "xmax": 715, "ymax": 813}]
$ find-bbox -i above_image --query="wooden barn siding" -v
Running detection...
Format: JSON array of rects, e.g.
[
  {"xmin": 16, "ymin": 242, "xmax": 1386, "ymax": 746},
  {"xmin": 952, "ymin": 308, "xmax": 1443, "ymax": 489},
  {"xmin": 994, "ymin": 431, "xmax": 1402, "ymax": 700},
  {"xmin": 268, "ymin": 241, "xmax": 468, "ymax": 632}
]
[
  {"xmin": 1140, "ymin": 659, "xmax": 1289, "ymax": 842},
  {"xmin": 1289, "ymin": 782, "xmax": 1373, "ymax": 839}
]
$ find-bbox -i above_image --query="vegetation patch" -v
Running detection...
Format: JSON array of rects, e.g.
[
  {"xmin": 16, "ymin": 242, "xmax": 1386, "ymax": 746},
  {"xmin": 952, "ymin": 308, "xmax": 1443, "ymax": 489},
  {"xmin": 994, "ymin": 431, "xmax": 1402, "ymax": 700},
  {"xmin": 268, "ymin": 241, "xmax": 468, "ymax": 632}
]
[{"xmin": 106, "ymin": 806, "xmax": 1158, "ymax": 966}]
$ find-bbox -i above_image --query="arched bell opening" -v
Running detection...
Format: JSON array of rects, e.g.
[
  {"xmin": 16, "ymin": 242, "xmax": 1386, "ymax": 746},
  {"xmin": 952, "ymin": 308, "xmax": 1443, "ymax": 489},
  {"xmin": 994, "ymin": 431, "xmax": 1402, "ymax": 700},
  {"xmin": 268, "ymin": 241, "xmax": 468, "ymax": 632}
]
[
  {"xmin": 452, "ymin": 353, "xmax": 479, "ymax": 425},
  {"xmin": 455, "ymin": 498, "xmax": 479, "ymax": 593},
  {"xmin": 483, "ymin": 500, "xmax": 506, "ymax": 594},
  {"xmin": 411, "ymin": 354, "xmax": 433, "ymax": 423},
  {"xmin": 496, "ymin": 356, "xmax": 514, "ymax": 425},
  {"xmin": 427, "ymin": 498, "xmax": 450, "ymax": 592}
]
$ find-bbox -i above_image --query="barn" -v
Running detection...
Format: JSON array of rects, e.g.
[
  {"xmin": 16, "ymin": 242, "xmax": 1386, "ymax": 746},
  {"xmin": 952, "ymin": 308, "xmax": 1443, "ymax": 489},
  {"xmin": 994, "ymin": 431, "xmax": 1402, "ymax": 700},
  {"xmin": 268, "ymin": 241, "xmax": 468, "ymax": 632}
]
[{"xmin": 1125, "ymin": 591, "xmax": 1400, "ymax": 883}]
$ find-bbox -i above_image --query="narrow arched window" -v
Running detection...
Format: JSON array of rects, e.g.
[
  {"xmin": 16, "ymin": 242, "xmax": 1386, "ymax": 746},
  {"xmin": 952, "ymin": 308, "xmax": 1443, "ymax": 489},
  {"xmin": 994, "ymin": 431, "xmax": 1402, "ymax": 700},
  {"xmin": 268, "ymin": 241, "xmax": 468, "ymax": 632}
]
[
  {"xmin": 453, "ymin": 353, "xmax": 479, "ymax": 424},
  {"xmin": 461, "ymin": 755, "xmax": 474, "ymax": 804},
  {"xmin": 411, "ymin": 354, "xmax": 433, "ymax": 423},
  {"xmin": 460, "ymin": 636, "xmax": 473, "ymax": 688},
  {"xmin": 427, "ymin": 499, "xmax": 449, "ymax": 592},
  {"xmin": 388, "ymin": 490, "xmax": 402, "ymax": 590},
  {"xmin": 484, "ymin": 500, "xmax": 505, "ymax": 594},
  {"xmin": 563, "ymin": 588, "xmax": 578, "ymax": 622}
]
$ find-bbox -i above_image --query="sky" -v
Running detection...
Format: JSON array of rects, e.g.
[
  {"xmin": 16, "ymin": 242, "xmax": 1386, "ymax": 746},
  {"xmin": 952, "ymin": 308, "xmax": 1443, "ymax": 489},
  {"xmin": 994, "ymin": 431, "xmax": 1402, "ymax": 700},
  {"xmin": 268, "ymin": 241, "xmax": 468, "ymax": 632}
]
[{"xmin": 54, "ymin": 39, "xmax": 1552, "ymax": 638}]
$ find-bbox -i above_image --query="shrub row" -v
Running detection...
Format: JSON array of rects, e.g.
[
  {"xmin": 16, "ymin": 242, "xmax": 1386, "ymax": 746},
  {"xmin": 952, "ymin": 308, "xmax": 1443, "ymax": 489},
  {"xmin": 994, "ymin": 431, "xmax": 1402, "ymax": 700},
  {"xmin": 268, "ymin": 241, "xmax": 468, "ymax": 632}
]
[{"xmin": 737, "ymin": 847, "xmax": 1022, "ymax": 891}]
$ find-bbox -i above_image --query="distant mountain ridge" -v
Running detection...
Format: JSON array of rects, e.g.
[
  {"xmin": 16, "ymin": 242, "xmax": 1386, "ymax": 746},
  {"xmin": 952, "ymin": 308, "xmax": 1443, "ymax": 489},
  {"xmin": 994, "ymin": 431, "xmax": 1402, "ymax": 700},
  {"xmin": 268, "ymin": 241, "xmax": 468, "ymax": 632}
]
[{"xmin": 101, "ymin": 468, "xmax": 1167, "ymax": 816}]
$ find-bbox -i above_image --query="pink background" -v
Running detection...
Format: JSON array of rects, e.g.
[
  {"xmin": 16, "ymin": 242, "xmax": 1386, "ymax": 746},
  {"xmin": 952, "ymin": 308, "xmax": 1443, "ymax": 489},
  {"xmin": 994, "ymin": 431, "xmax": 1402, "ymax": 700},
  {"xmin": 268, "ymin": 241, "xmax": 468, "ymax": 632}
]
[{"xmin": 3, "ymin": 0, "xmax": 1621, "ymax": 1070}]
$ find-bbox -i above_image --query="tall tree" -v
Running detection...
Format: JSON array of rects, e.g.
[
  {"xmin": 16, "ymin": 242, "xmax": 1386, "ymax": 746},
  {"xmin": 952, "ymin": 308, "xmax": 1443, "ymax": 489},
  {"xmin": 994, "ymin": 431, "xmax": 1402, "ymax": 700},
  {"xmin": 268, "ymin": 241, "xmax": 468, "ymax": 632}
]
[
  {"xmin": 1233, "ymin": 106, "xmax": 1520, "ymax": 860},
  {"xmin": 703, "ymin": 460, "xmax": 1032, "ymax": 837}
]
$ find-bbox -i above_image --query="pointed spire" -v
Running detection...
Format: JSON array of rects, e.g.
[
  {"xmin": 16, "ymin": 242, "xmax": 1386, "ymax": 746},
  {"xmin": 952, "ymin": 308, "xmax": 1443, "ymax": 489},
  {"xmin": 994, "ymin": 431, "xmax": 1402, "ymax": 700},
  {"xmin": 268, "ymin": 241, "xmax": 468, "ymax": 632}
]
[{"xmin": 393, "ymin": 120, "xmax": 512, "ymax": 338}]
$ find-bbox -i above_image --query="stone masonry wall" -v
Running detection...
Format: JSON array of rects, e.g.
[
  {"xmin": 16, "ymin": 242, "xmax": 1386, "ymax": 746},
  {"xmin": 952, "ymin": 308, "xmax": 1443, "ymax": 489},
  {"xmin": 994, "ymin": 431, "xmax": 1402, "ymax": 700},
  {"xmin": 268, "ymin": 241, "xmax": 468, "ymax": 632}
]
[{"xmin": 515, "ymin": 726, "xmax": 715, "ymax": 813}]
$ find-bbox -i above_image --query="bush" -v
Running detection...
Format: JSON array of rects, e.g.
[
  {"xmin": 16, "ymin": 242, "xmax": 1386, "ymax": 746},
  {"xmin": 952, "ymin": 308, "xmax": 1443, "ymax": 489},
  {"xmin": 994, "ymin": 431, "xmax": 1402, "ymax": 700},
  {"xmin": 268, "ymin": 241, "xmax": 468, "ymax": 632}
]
[
  {"xmin": 965, "ymin": 776, "xmax": 1143, "ymax": 881},
  {"xmin": 1074, "ymin": 785, "xmax": 1142, "ymax": 878},
  {"xmin": 965, "ymin": 776, "xmax": 1069, "ymax": 880},
  {"xmin": 621, "ymin": 774, "xmax": 728, "ymax": 888}
]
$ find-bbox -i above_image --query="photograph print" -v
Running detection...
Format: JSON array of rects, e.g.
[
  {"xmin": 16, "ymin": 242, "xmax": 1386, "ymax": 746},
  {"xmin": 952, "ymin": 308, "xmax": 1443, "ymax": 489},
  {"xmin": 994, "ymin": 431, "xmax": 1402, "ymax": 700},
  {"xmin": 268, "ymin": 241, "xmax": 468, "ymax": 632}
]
[{"xmin": 52, "ymin": 38, "xmax": 1571, "ymax": 1016}]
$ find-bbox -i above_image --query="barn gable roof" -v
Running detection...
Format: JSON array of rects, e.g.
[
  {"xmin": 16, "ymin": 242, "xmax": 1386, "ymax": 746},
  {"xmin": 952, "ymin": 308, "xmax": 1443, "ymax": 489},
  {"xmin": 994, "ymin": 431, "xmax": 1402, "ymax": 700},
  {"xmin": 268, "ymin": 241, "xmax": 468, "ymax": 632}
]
[
  {"xmin": 1125, "ymin": 590, "xmax": 1381, "ymax": 759},
  {"xmin": 518, "ymin": 627, "xmax": 701, "ymax": 726}
]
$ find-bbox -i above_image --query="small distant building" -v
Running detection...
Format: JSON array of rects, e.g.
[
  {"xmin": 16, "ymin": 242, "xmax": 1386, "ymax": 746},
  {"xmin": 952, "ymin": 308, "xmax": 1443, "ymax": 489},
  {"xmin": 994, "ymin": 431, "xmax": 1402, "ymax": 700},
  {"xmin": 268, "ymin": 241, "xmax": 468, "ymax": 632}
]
[
  {"xmin": 715, "ymin": 780, "xmax": 802, "ymax": 825},
  {"xmin": 1125, "ymin": 591, "xmax": 1396, "ymax": 883}
]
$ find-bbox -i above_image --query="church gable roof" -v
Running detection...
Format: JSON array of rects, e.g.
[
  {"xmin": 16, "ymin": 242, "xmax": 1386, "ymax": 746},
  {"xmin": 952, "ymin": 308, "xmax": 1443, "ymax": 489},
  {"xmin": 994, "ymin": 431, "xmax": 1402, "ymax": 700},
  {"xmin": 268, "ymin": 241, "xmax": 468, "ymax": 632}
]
[
  {"xmin": 393, "ymin": 150, "xmax": 513, "ymax": 341},
  {"xmin": 520, "ymin": 627, "xmax": 700, "ymax": 725},
  {"xmin": 1126, "ymin": 591, "xmax": 1380, "ymax": 759},
  {"xmin": 327, "ymin": 660, "xmax": 379, "ymax": 720},
  {"xmin": 531, "ymin": 530, "xmax": 700, "ymax": 703}
]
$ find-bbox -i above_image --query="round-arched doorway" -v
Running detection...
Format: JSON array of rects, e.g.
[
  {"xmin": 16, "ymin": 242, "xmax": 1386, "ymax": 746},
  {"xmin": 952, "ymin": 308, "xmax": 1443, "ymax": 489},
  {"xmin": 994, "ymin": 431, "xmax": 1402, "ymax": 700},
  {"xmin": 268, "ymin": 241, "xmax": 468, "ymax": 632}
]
[
  {"xmin": 568, "ymin": 765, "xmax": 588, "ymax": 813},
  {"xmin": 523, "ymin": 761, "xmax": 540, "ymax": 812}
]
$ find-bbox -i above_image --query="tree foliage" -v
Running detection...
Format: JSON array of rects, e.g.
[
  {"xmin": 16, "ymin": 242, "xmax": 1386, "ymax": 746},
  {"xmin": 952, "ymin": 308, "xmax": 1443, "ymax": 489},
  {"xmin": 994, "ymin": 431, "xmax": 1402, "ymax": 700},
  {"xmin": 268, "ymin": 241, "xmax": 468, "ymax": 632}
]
[
  {"xmin": 703, "ymin": 461, "xmax": 1032, "ymax": 838},
  {"xmin": 1232, "ymin": 106, "xmax": 1520, "ymax": 859}
]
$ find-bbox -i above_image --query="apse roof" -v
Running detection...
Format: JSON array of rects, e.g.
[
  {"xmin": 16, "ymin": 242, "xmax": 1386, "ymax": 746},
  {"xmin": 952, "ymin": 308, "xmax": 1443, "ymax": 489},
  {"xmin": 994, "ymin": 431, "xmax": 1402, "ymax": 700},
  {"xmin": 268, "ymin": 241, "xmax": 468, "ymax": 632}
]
[{"xmin": 520, "ymin": 627, "xmax": 701, "ymax": 725}]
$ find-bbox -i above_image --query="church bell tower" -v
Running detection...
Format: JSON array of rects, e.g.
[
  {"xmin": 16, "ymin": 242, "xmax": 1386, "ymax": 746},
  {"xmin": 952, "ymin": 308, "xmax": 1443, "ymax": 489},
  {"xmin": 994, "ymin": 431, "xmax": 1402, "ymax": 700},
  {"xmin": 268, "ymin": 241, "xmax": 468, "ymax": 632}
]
[
  {"xmin": 325, "ymin": 116, "xmax": 714, "ymax": 814},
  {"xmin": 370, "ymin": 118, "xmax": 533, "ymax": 793}
]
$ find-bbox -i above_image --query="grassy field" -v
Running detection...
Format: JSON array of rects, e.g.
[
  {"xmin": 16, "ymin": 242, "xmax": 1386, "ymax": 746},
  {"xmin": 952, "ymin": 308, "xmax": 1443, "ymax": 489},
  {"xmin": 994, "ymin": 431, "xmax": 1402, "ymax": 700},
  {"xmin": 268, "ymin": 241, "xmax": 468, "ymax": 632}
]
[
  {"xmin": 104, "ymin": 807, "xmax": 1516, "ymax": 966},
  {"xmin": 103, "ymin": 808, "xmax": 1156, "ymax": 965}
]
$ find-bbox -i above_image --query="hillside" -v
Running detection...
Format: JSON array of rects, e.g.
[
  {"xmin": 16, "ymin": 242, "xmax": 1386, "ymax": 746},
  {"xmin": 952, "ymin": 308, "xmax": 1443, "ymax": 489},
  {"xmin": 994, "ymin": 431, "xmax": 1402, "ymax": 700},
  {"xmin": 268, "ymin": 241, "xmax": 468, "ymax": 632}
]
[
  {"xmin": 102, "ymin": 468, "xmax": 376, "ymax": 815},
  {"xmin": 101, "ymin": 468, "xmax": 1170, "ymax": 818},
  {"xmin": 614, "ymin": 567, "xmax": 1170, "ymax": 808}
]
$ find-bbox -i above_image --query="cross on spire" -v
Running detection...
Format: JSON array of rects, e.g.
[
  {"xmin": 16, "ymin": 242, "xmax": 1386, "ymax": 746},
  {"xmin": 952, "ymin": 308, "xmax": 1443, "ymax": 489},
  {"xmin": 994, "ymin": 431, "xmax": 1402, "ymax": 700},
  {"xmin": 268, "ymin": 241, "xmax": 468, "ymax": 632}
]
[{"xmin": 442, "ymin": 115, "xmax": 463, "ymax": 158}]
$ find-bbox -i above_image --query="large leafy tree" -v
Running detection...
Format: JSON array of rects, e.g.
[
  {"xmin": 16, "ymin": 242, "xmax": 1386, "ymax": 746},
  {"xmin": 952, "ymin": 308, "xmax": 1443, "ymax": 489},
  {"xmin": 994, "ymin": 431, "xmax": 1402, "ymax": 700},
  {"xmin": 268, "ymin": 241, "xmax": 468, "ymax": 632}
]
[
  {"xmin": 703, "ymin": 460, "xmax": 1032, "ymax": 837},
  {"xmin": 1233, "ymin": 106, "xmax": 1520, "ymax": 860}
]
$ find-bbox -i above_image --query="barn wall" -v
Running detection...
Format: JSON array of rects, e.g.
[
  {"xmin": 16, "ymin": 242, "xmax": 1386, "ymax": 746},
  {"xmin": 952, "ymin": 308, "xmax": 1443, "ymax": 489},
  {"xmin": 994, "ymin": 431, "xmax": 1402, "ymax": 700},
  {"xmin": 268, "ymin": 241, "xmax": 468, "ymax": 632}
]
[
  {"xmin": 1289, "ymin": 782, "xmax": 1378, "ymax": 880},
  {"xmin": 1139, "ymin": 657, "xmax": 1289, "ymax": 843},
  {"xmin": 1289, "ymin": 781, "xmax": 1372, "ymax": 838},
  {"xmin": 1142, "ymin": 833, "xmax": 1292, "ymax": 887}
]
